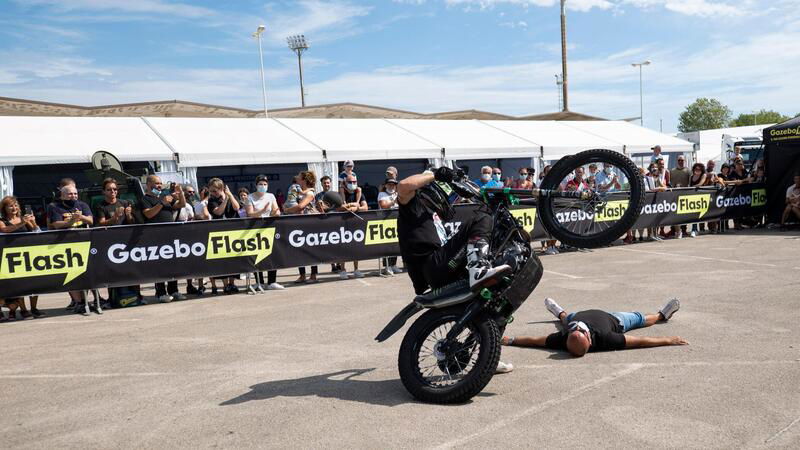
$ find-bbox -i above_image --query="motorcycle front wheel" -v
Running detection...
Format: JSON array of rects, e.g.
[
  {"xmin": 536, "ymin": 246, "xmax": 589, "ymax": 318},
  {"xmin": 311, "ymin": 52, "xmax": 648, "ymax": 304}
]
[
  {"xmin": 538, "ymin": 148, "xmax": 645, "ymax": 248},
  {"xmin": 397, "ymin": 306, "xmax": 501, "ymax": 404}
]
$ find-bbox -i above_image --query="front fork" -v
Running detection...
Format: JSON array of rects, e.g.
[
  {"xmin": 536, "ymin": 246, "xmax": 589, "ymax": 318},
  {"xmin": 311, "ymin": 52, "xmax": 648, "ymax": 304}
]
[{"xmin": 440, "ymin": 300, "xmax": 483, "ymax": 353}]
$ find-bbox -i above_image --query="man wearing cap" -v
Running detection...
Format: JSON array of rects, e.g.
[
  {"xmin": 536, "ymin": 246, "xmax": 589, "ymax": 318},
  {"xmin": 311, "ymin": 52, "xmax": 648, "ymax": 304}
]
[
  {"xmin": 650, "ymin": 145, "xmax": 663, "ymax": 165},
  {"xmin": 339, "ymin": 160, "xmax": 362, "ymax": 206},
  {"xmin": 502, "ymin": 298, "xmax": 686, "ymax": 357}
]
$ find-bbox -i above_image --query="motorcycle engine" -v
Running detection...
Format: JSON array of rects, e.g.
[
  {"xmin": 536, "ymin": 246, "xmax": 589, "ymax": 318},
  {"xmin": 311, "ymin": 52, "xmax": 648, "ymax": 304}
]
[{"xmin": 494, "ymin": 242, "xmax": 528, "ymax": 272}]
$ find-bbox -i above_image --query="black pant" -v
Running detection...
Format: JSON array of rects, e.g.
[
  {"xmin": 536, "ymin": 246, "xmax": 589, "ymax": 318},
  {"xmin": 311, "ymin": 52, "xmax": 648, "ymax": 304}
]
[
  {"xmin": 414, "ymin": 207, "xmax": 492, "ymax": 291},
  {"xmin": 255, "ymin": 271, "xmax": 277, "ymax": 285},
  {"xmin": 299, "ymin": 266, "xmax": 318, "ymax": 276},
  {"xmin": 155, "ymin": 281, "xmax": 178, "ymax": 297}
]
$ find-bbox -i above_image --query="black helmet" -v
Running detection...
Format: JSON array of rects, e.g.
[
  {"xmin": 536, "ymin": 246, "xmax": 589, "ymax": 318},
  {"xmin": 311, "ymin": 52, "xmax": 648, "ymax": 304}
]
[{"xmin": 417, "ymin": 181, "xmax": 454, "ymax": 222}]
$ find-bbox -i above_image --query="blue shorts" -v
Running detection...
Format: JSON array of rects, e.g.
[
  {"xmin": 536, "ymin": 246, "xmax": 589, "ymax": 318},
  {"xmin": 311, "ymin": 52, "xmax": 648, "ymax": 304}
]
[{"xmin": 566, "ymin": 311, "xmax": 645, "ymax": 333}]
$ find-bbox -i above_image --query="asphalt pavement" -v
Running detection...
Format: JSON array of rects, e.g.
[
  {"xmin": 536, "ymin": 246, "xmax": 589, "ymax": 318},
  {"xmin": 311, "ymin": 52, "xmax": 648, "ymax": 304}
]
[{"xmin": 2, "ymin": 229, "xmax": 799, "ymax": 449}]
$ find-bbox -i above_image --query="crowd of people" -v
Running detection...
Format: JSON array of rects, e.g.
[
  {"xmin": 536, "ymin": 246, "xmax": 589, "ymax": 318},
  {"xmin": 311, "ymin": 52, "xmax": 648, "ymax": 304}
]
[{"xmin": 0, "ymin": 152, "xmax": 792, "ymax": 321}]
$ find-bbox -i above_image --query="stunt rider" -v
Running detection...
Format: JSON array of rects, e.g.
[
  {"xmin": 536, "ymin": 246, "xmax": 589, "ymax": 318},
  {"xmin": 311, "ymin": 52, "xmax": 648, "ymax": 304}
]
[{"xmin": 397, "ymin": 167, "xmax": 514, "ymax": 373}]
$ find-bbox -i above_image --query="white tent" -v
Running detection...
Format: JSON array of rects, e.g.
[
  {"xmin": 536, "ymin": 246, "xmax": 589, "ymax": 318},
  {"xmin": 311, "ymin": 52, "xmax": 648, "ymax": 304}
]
[
  {"xmin": 276, "ymin": 118, "xmax": 441, "ymax": 161},
  {"xmin": 386, "ymin": 119, "xmax": 538, "ymax": 160},
  {"xmin": 481, "ymin": 120, "xmax": 624, "ymax": 158},
  {"xmin": 560, "ymin": 121, "xmax": 693, "ymax": 154},
  {"xmin": 677, "ymin": 124, "xmax": 773, "ymax": 164},
  {"xmin": 144, "ymin": 117, "xmax": 324, "ymax": 167},
  {"xmin": 0, "ymin": 116, "xmax": 174, "ymax": 165}
]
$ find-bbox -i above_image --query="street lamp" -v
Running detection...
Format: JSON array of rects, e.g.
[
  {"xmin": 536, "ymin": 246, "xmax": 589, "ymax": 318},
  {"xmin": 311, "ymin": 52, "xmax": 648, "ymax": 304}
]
[
  {"xmin": 252, "ymin": 24, "xmax": 268, "ymax": 118},
  {"xmin": 560, "ymin": 0, "xmax": 569, "ymax": 112},
  {"xmin": 287, "ymin": 34, "xmax": 309, "ymax": 107},
  {"xmin": 631, "ymin": 60, "xmax": 651, "ymax": 126}
]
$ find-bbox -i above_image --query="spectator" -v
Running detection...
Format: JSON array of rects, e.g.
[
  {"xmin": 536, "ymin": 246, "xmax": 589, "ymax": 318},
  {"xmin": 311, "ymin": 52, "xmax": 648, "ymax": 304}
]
[
  {"xmin": 378, "ymin": 178, "xmax": 402, "ymax": 276},
  {"xmin": 140, "ymin": 175, "xmax": 186, "ymax": 302},
  {"xmin": 650, "ymin": 145, "xmax": 663, "ymax": 165},
  {"xmin": 645, "ymin": 163, "xmax": 668, "ymax": 241},
  {"xmin": 625, "ymin": 168, "xmax": 648, "ymax": 244},
  {"xmin": 705, "ymin": 160, "xmax": 719, "ymax": 186},
  {"xmin": 95, "ymin": 179, "xmax": 142, "ymax": 306},
  {"xmin": 337, "ymin": 173, "xmax": 369, "ymax": 278},
  {"xmin": 587, "ymin": 163, "xmax": 599, "ymax": 180},
  {"xmin": 338, "ymin": 160, "xmax": 362, "ymax": 205},
  {"xmin": 727, "ymin": 157, "xmax": 749, "ymax": 185},
  {"xmin": 1, "ymin": 196, "xmax": 43, "ymax": 319},
  {"xmin": 246, "ymin": 174, "xmax": 284, "ymax": 291},
  {"xmin": 275, "ymin": 188, "xmax": 285, "ymax": 210},
  {"xmin": 475, "ymin": 166, "xmax": 501, "ymax": 188},
  {"xmin": 716, "ymin": 164, "xmax": 732, "ymax": 233},
  {"xmin": 202, "ymin": 178, "xmax": 240, "ymax": 294},
  {"xmin": 48, "ymin": 183, "xmax": 95, "ymax": 314},
  {"xmin": 781, "ymin": 174, "xmax": 800, "ymax": 228},
  {"xmin": 539, "ymin": 165, "xmax": 558, "ymax": 254},
  {"xmin": 509, "ymin": 167, "xmax": 534, "ymax": 189},
  {"xmin": 190, "ymin": 186, "xmax": 210, "ymax": 294},
  {"xmin": 283, "ymin": 176, "xmax": 303, "ymax": 211},
  {"xmin": 669, "ymin": 155, "xmax": 691, "ymax": 239},
  {"xmin": 385, "ymin": 166, "xmax": 398, "ymax": 180},
  {"xmin": 595, "ymin": 163, "xmax": 621, "ymax": 192},
  {"xmin": 526, "ymin": 168, "xmax": 537, "ymax": 187},
  {"xmin": 177, "ymin": 185, "xmax": 196, "ymax": 222},
  {"xmin": 655, "ymin": 156, "xmax": 671, "ymax": 187},
  {"xmin": 686, "ymin": 163, "xmax": 707, "ymax": 238},
  {"xmin": 565, "ymin": 167, "xmax": 588, "ymax": 192},
  {"xmin": 285, "ymin": 171, "xmax": 320, "ymax": 283},
  {"xmin": 316, "ymin": 176, "xmax": 345, "ymax": 274}
]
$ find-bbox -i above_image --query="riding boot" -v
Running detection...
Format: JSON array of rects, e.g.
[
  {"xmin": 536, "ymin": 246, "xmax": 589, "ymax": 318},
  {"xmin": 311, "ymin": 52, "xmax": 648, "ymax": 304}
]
[{"xmin": 466, "ymin": 238, "xmax": 510, "ymax": 291}]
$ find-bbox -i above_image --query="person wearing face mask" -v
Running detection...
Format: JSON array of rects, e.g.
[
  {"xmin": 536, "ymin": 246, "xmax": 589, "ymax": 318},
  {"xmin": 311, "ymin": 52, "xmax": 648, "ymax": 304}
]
[
  {"xmin": 246, "ymin": 174, "xmax": 284, "ymax": 292},
  {"xmin": 378, "ymin": 178, "xmax": 403, "ymax": 276},
  {"xmin": 509, "ymin": 168, "xmax": 534, "ymax": 189},
  {"xmin": 501, "ymin": 298, "xmax": 685, "ymax": 358},
  {"xmin": 595, "ymin": 163, "xmax": 621, "ymax": 192},
  {"xmin": 338, "ymin": 160, "xmax": 363, "ymax": 205},
  {"xmin": 140, "ymin": 175, "xmax": 187, "ymax": 302},
  {"xmin": 201, "ymin": 178, "xmax": 241, "ymax": 294},
  {"xmin": 48, "ymin": 182, "xmax": 96, "ymax": 314},
  {"xmin": 334, "ymin": 174, "xmax": 369, "ymax": 279},
  {"xmin": 475, "ymin": 166, "xmax": 503, "ymax": 188}
]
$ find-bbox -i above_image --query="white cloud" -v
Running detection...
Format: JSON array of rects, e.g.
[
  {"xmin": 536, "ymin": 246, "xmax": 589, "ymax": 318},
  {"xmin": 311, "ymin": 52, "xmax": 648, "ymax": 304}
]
[
  {"xmin": 410, "ymin": 0, "xmax": 759, "ymax": 16},
  {"xmin": 14, "ymin": 0, "xmax": 216, "ymax": 19},
  {"xmin": 500, "ymin": 20, "xmax": 528, "ymax": 27}
]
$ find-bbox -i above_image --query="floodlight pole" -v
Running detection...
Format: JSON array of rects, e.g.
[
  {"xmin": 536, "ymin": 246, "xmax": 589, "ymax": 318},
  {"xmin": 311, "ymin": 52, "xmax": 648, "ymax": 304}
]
[
  {"xmin": 296, "ymin": 51, "xmax": 306, "ymax": 107},
  {"xmin": 631, "ymin": 60, "xmax": 651, "ymax": 126},
  {"xmin": 288, "ymin": 35, "xmax": 309, "ymax": 108},
  {"xmin": 560, "ymin": 0, "xmax": 569, "ymax": 112},
  {"xmin": 253, "ymin": 25, "xmax": 268, "ymax": 118}
]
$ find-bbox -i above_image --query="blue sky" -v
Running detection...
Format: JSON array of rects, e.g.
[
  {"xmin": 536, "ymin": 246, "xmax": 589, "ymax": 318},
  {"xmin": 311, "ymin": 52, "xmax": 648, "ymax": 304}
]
[{"xmin": 0, "ymin": 0, "xmax": 797, "ymax": 132}]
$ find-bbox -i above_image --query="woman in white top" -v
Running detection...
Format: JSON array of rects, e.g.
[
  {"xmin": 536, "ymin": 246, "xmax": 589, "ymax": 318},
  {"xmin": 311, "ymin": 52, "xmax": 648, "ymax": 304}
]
[
  {"xmin": 377, "ymin": 178, "xmax": 402, "ymax": 276},
  {"xmin": 245, "ymin": 175, "xmax": 284, "ymax": 292}
]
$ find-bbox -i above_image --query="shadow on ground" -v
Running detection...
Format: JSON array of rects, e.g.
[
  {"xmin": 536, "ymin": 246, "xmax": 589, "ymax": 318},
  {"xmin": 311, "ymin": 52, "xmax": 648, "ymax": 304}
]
[{"xmin": 220, "ymin": 368, "xmax": 495, "ymax": 407}]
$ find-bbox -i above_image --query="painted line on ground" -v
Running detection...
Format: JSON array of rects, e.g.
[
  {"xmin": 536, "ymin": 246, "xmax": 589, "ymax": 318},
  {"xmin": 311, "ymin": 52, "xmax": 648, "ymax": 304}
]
[
  {"xmin": 765, "ymin": 416, "xmax": 800, "ymax": 443},
  {"xmin": 543, "ymin": 270, "xmax": 582, "ymax": 279},
  {"xmin": 609, "ymin": 247, "xmax": 778, "ymax": 267},
  {"xmin": 356, "ymin": 279, "xmax": 371, "ymax": 286},
  {"xmin": 433, "ymin": 364, "xmax": 643, "ymax": 449},
  {"xmin": 4, "ymin": 318, "xmax": 143, "ymax": 325},
  {"xmin": 0, "ymin": 372, "xmax": 174, "ymax": 379},
  {"xmin": 513, "ymin": 360, "xmax": 799, "ymax": 370}
]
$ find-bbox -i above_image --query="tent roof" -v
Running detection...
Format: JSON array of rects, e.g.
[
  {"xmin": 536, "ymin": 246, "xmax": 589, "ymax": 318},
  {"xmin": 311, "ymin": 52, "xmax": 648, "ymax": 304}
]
[
  {"xmin": 276, "ymin": 118, "xmax": 441, "ymax": 161},
  {"xmin": 562, "ymin": 121, "xmax": 693, "ymax": 154},
  {"xmin": 763, "ymin": 116, "xmax": 800, "ymax": 145},
  {"xmin": 144, "ymin": 117, "xmax": 323, "ymax": 167},
  {"xmin": 481, "ymin": 120, "xmax": 623, "ymax": 158},
  {"xmin": 386, "ymin": 119, "xmax": 538, "ymax": 159},
  {"xmin": 0, "ymin": 116, "xmax": 174, "ymax": 166}
]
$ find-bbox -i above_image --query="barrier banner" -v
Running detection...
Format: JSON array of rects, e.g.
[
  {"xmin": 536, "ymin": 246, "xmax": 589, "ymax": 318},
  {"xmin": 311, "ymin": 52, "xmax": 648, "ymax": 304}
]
[{"xmin": 0, "ymin": 184, "xmax": 765, "ymax": 297}]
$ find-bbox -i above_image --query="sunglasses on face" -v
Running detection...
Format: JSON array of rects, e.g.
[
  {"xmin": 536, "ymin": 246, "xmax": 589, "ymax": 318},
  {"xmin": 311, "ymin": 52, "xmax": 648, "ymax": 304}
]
[{"xmin": 105, "ymin": 188, "xmax": 118, "ymax": 192}]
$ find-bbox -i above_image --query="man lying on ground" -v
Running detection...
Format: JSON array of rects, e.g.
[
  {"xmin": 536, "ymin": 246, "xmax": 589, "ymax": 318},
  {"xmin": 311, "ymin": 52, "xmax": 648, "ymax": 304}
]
[{"xmin": 501, "ymin": 298, "xmax": 687, "ymax": 357}]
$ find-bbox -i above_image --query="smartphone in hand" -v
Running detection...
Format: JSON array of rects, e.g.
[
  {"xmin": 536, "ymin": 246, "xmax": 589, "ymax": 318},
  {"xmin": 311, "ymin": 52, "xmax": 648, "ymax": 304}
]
[{"xmin": 24, "ymin": 205, "xmax": 33, "ymax": 216}]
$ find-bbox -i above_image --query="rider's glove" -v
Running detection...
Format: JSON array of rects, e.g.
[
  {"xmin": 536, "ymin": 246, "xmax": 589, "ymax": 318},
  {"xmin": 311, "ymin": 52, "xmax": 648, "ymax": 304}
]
[{"xmin": 434, "ymin": 167, "xmax": 456, "ymax": 183}]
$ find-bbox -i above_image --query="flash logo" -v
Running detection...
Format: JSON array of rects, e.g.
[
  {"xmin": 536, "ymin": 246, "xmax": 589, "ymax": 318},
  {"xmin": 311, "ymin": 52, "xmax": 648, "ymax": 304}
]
[
  {"xmin": 678, "ymin": 194, "xmax": 711, "ymax": 218},
  {"xmin": 510, "ymin": 208, "xmax": 536, "ymax": 233},
  {"xmin": 366, "ymin": 219, "xmax": 398, "ymax": 245},
  {"xmin": 751, "ymin": 188, "xmax": 766, "ymax": 207},
  {"xmin": 0, "ymin": 242, "xmax": 91, "ymax": 284},
  {"xmin": 207, "ymin": 228, "xmax": 276, "ymax": 264},
  {"xmin": 594, "ymin": 201, "xmax": 628, "ymax": 223}
]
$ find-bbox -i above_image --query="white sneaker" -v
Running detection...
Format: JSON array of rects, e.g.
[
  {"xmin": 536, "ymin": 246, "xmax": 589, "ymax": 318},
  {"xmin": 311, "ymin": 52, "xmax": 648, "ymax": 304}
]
[
  {"xmin": 339, "ymin": 271, "xmax": 350, "ymax": 280},
  {"xmin": 247, "ymin": 285, "xmax": 257, "ymax": 295},
  {"xmin": 544, "ymin": 297, "xmax": 565, "ymax": 320},
  {"xmin": 381, "ymin": 267, "xmax": 394, "ymax": 276},
  {"xmin": 171, "ymin": 293, "xmax": 187, "ymax": 301},
  {"xmin": 390, "ymin": 265, "xmax": 403, "ymax": 274},
  {"xmin": 690, "ymin": 231, "xmax": 697, "ymax": 238},
  {"xmin": 266, "ymin": 282, "xmax": 285, "ymax": 290},
  {"xmin": 495, "ymin": 361, "xmax": 514, "ymax": 374},
  {"xmin": 659, "ymin": 298, "xmax": 681, "ymax": 321},
  {"xmin": 468, "ymin": 263, "xmax": 511, "ymax": 290},
  {"xmin": 544, "ymin": 247, "xmax": 556, "ymax": 255},
  {"xmin": 353, "ymin": 270, "xmax": 365, "ymax": 278},
  {"xmin": 676, "ymin": 231, "xmax": 683, "ymax": 239},
  {"xmin": 256, "ymin": 283, "xmax": 266, "ymax": 293},
  {"xmin": 158, "ymin": 294, "xmax": 173, "ymax": 303}
]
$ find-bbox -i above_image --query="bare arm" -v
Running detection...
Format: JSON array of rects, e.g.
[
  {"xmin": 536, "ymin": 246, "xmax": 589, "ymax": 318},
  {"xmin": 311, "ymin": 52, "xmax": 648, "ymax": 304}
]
[
  {"xmin": 398, "ymin": 173, "xmax": 435, "ymax": 205},
  {"xmin": 284, "ymin": 191, "xmax": 314, "ymax": 214},
  {"xmin": 143, "ymin": 203, "xmax": 164, "ymax": 219},
  {"xmin": 624, "ymin": 335, "xmax": 689, "ymax": 349},
  {"xmin": 502, "ymin": 335, "xmax": 548, "ymax": 347},
  {"xmin": 0, "ymin": 220, "xmax": 27, "ymax": 233}
]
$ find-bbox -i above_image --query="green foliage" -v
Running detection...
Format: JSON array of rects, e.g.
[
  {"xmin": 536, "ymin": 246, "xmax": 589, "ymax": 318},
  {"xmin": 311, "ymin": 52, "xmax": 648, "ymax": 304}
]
[
  {"xmin": 729, "ymin": 110, "xmax": 790, "ymax": 127},
  {"xmin": 678, "ymin": 98, "xmax": 732, "ymax": 132}
]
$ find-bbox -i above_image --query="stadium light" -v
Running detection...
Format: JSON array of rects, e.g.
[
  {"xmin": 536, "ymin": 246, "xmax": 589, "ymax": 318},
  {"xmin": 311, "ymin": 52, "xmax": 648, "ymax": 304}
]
[
  {"xmin": 287, "ymin": 34, "xmax": 309, "ymax": 107},
  {"xmin": 631, "ymin": 60, "xmax": 651, "ymax": 127},
  {"xmin": 252, "ymin": 24, "xmax": 268, "ymax": 117}
]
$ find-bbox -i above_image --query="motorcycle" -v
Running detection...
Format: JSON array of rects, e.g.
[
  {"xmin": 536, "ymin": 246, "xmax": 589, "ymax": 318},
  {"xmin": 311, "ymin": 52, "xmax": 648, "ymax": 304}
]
[{"xmin": 375, "ymin": 149, "xmax": 645, "ymax": 404}]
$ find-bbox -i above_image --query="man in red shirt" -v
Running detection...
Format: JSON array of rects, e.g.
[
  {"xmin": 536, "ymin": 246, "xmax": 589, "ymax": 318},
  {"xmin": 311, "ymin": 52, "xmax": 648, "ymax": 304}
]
[{"xmin": 565, "ymin": 167, "xmax": 588, "ymax": 192}]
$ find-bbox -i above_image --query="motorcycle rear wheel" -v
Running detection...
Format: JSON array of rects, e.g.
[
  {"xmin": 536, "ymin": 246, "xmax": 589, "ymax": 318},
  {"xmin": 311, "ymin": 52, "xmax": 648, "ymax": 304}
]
[{"xmin": 398, "ymin": 306, "xmax": 501, "ymax": 404}]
